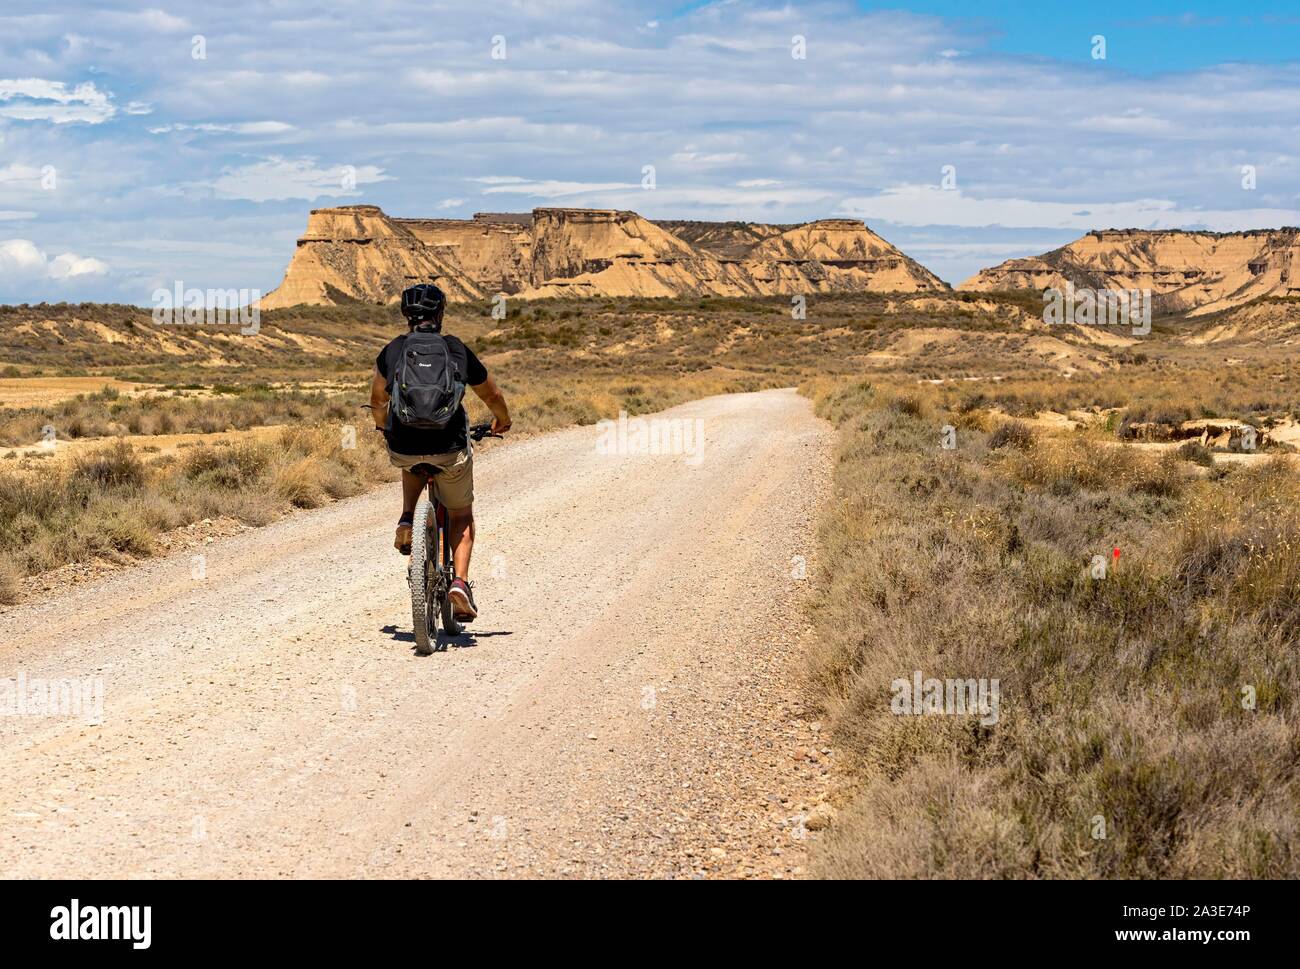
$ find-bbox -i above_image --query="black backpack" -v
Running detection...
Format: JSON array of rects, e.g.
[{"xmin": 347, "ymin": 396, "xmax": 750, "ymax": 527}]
[{"xmin": 386, "ymin": 329, "xmax": 466, "ymax": 431}]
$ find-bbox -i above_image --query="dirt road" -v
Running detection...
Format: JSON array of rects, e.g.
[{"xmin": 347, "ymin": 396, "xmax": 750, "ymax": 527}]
[{"xmin": 0, "ymin": 389, "xmax": 833, "ymax": 878}]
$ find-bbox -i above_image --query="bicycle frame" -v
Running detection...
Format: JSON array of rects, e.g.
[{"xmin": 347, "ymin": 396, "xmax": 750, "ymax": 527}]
[
  {"xmin": 406, "ymin": 422, "xmax": 498, "ymax": 652},
  {"xmin": 431, "ymin": 490, "xmax": 454, "ymax": 581}
]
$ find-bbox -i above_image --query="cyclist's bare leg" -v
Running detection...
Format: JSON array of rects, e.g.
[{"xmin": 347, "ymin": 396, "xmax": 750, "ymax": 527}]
[
  {"xmin": 393, "ymin": 469, "xmax": 425, "ymax": 552},
  {"xmin": 448, "ymin": 505, "xmax": 474, "ymax": 578},
  {"xmin": 400, "ymin": 469, "xmax": 425, "ymax": 515}
]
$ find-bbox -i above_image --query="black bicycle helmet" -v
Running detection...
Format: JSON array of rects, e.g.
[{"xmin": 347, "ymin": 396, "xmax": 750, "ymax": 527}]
[{"xmin": 400, "ymin": 282, "xmax": 447, "ymax": 329}]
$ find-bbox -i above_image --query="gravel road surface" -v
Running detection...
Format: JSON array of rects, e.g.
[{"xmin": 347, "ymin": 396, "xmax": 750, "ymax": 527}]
[{"xmin": 0, "ymin": 389, "xmax": 834, "ymax": 878}]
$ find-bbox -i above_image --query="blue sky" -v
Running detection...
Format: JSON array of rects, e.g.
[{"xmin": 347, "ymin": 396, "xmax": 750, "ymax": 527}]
[
  {"xmin": 856, "ymin": 1, "xmax": 1300, "ymax": 71},
  {"xmin": 1, "ymin": 0, "xmax": 1298, "ymax": 303}
]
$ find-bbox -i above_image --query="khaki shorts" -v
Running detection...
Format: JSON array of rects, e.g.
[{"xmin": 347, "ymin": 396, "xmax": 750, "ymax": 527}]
[{"xmin": 387, "ymin": 446, "xmax": 474, "ymax": 509}]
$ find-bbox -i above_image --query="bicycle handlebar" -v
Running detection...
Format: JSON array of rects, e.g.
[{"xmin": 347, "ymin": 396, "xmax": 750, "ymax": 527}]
[{"xmin": 469, "ymin": 421, "xmax": 503, "ymax": 442}]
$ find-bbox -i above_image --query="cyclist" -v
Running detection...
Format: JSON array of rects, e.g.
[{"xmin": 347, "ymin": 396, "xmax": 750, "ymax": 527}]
[{"xmin": 370, "ymin": 283, "xmax": 511, "ymax": 621}]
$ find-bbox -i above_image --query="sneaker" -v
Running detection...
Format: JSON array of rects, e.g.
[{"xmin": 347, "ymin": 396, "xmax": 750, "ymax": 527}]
[
  {"xmin": 394, "ymin": 520, "xmax": 413, "ymax": 555},
  {"xmin": 448, "ymin": 578, "xmax": 478, "ymax": 621}
]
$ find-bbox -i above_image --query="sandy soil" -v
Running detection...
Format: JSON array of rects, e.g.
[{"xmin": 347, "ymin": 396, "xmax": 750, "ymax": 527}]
[
  {"xmin": 0, "ymin": 377, "xmax": 157, "ymax": 409},
  {"xmin": 0, "ymin": 424, "xmax": 289, "ymax": 463},
  {"xmin": 0, "ymin": 389, "xmax": 835, "ymax": 879}
]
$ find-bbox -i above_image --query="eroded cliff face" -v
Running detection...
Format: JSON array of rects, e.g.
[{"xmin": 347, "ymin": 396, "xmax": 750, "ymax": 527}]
[
  {"xmin": 518, "ymin": 208, "xmax": 761, "ymax": 299},
  {"xmin": 262, "ymin": 205, "xmax": 948, "ymax": 307},
  {"xmin": 259, "ymin": 206, "xmax": 483, "ymax": 309},
  {"xmin": 959, "ymin": 229, "xmax": 1300, "ymax": 316},
  {"xmin": 652, "ymin": 220, "xmax": 791, "ymax": 261},
  {"xmin": 397, "ymin": 215, "xmax": 532, "ymax": 295}
]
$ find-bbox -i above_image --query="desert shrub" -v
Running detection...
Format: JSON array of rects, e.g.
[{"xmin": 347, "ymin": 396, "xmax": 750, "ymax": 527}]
[
  {"xmin": 987, "ymin": 419, "xmax": 1034, "ymax": 451},
  {"xmin": 1129, "ymin": 451, "xmax": 1187, "ymax": 498},
  {"xmin": 1118, "ymin": 402, "xmax": 1197, "ymax": 439},
  {"xmin": 70, "ymin": 441, "xmax": 146, "ymax": 490},
  {"xmin": 272, "ymin": 457, "xmax": 325, "ymax": 508},
  {"xmin": 98, "ymin": 503, "xmax": 157, "ymax": 556},
  {"xmin": 1177, "ymin": 441, "xmax": 1215, "ymax": 467},
  {"xmin": 890, "ymin": 394, "xmax": 924, "ymax": 418},
  {"xmin": 182, "ymin": 442, "xmax": 270, "ymax": 489}
]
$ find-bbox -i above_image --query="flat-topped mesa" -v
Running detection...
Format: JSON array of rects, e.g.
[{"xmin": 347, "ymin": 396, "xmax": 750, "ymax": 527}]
[
  {"xmin": 805, "ymin": 218, "xmax": 872, "ymax": 230},
  {"xmin": 532, "ymin": 207, "xmax": 632, "ymax": 222},
  {"xmin": 262, "ymin": 204, "xmax": 949, "ymax": 307},
  {"xmin": 298, "ymin": 205, "xmax": 398, "ymax": 243},
  {"xmin": 260, "ymin": 205, "xmax": 482, "ymax": 309},
  {"xmin": 960, "ymin": 227, "xmax": 1300, "ymax": 316},
  {"xmin": 1087, "ymin": 227, "xmax": 1300, "ymax": 241},
  {"xmin": 472, "ymin": 212, "xmax": 534, "ymax": 226}
]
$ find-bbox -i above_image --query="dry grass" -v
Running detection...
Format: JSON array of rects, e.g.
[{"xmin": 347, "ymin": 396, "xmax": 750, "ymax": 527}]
[
  {"xmin": 935, "ymin": 366, "xmax": 1300, "ymax": 429},
  {"xmin": 0, "ymin": 553, "xmax": 20, "ymax": 605},
  {"xmin": 0, "ymin": 426, "xmax": 396, "ymax": 591},
  {"xmin": 0, "ymin": 384, "xmax": 364, "ymax": 448},
  {"xmin": 807, "ymin": 382, "xmax": 1300, "ymax": 878}
]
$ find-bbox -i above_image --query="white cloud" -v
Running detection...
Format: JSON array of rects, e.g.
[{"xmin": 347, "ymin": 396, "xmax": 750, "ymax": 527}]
[
  {"xmin": 0, "ymin": 239, "xmax": 109, "ymax": 279},
  {"xmin": 149, "ymin": 121, "xmax": 295, "ymax": 135},
  {"xmin": 208, "ymin": 156, "xmax": 389, "ymax": 202},
  {"xmin": 838, "ymin": 185, "xmax": 1300, "ymax": 232},
  {"xmin": 671, "ymin": 151, "xmax": 746, "ymax": 165},
  {"xmin": 437, "ymin": 198, "xmax": 467, "ymax": 209},
  {"xmin": 102, "ymin": 8, "xmax": 189, "ymax": 32},
  {"xmin": 472, "ymin": 177, "xmax": 639, "ymax": 198},
  {"xmin": 0, "ymin": 78, "xmax": 115, "ymax": 124},
  {"xmin": 468, "ymin": 179, "xmax": 835, "ymax": 216},
  {"xmin": 0, "ymin": 164, "xmax": 45, "ymax": 184}
]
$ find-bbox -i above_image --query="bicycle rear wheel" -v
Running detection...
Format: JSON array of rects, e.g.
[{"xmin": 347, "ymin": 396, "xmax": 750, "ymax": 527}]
[
  {"xmin": 408, "ymin": 498, "xmax": 437, "ymax": 654},
  {"xmin": 438, "ymin": 503, "xmax": 464, "ymax": 637}
]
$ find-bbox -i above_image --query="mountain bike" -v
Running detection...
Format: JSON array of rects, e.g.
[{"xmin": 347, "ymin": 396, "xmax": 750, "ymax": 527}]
[{"xmin": 408, "ymin": 422, "xmax": 501, "ymax": 655}]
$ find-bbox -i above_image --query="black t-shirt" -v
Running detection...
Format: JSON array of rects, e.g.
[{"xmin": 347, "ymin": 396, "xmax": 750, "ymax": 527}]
[{"xmin": 376, "ymin": 332, "xmax": 488, "ymax": 455}]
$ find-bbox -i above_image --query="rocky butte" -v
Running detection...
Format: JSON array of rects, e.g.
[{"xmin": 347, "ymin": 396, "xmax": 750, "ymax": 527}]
[
  {"xmin": 259, "ymin": 205, "xmax": 948, "ymax": 308},
  {"xmin": 959, "ymin": 228, "xmax": 1300, "ymax": 316}
]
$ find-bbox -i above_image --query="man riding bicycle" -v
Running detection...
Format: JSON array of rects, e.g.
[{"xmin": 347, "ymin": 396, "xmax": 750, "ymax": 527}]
[{"xmin": 370, "ymin": 283, "xmax": 511, "ymax": 621}]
